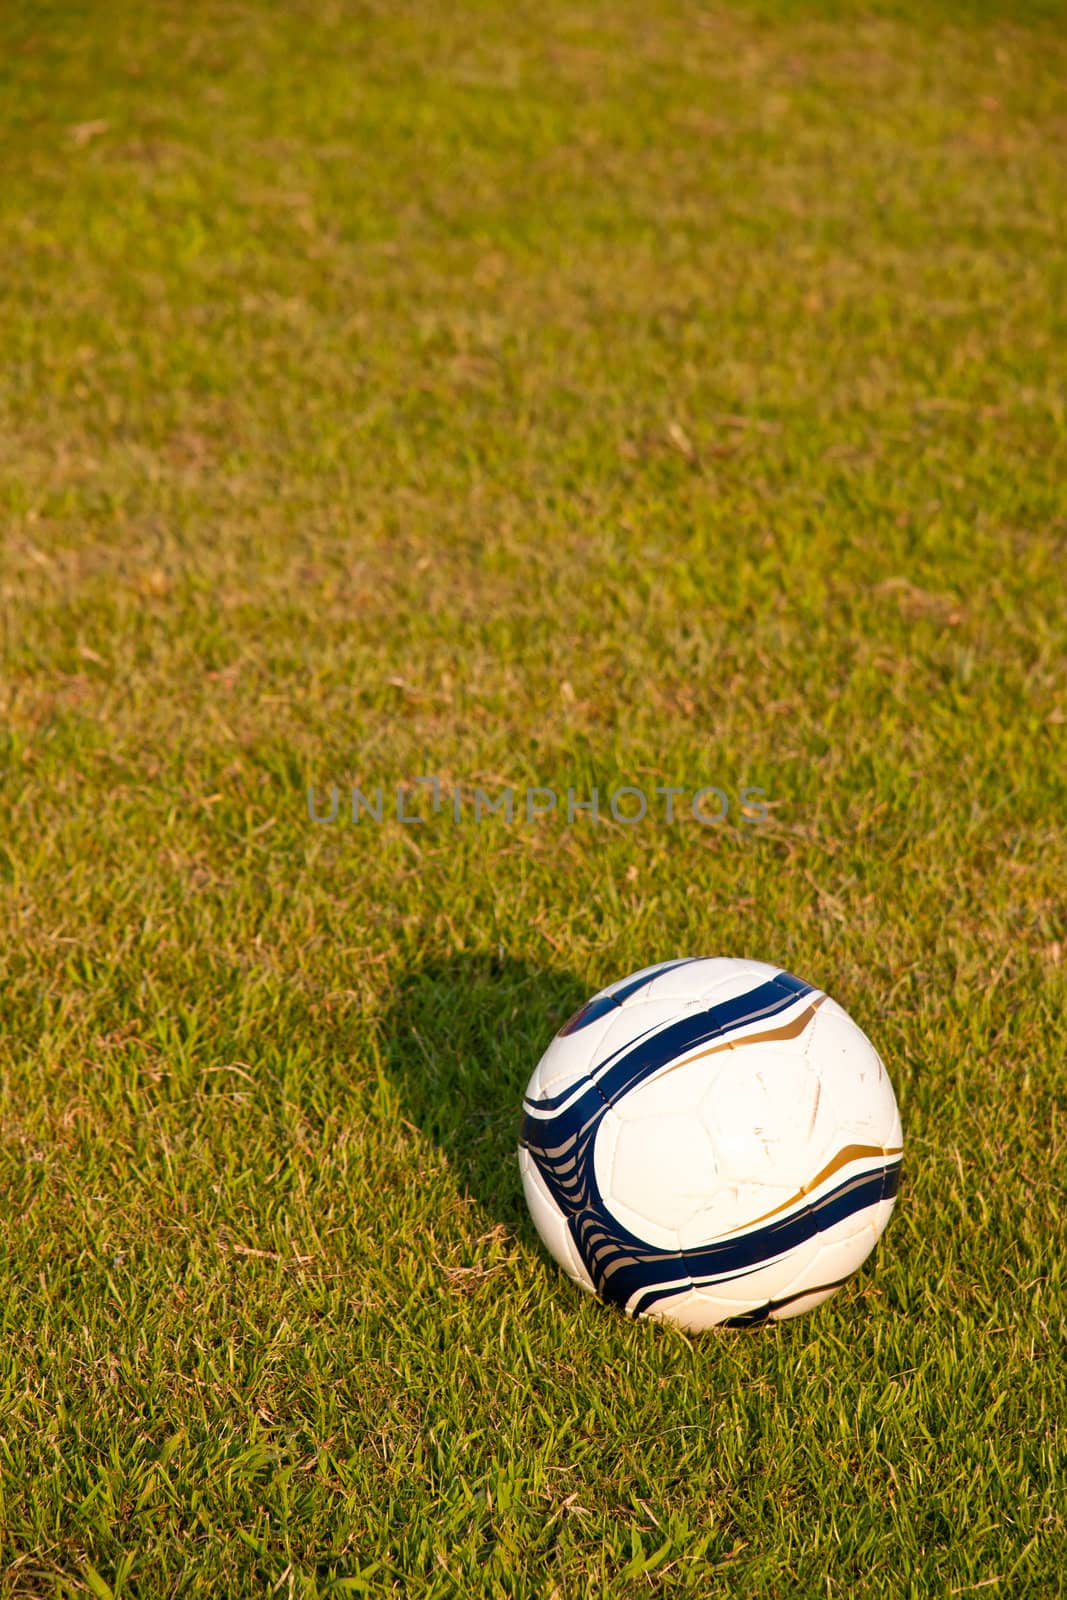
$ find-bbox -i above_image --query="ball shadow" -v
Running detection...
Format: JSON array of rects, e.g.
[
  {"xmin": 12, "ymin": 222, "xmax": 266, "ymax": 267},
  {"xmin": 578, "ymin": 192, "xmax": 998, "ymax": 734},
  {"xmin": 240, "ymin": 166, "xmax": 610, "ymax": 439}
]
[{"xmin": 378, "ymin": 952, "xmax": 587, "ymax": 1238}]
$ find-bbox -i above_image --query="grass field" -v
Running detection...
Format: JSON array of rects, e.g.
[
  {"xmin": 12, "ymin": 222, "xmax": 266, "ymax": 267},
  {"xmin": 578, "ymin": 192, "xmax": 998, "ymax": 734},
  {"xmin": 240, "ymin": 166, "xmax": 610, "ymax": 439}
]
[{"xmin": 2, "ymin": 0, "xmax": 1066, "ymax": 1593}]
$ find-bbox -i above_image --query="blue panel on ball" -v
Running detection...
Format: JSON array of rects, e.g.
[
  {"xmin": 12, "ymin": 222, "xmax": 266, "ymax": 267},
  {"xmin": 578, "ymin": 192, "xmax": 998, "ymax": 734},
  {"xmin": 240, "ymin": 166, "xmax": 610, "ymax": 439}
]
[
  {"xmin": 627, "ymin": 1161, "xmax": 902, "ymax": 1317},
  {"xmin": 557, "ymin": 959, "xmax": 697, "ymax": 1036}
]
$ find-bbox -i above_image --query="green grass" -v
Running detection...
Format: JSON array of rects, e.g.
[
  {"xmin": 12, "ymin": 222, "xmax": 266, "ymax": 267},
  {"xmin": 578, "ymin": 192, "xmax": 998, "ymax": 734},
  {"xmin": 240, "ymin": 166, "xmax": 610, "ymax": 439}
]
[{"xmin": 1, "ymin": 0, "xmax": 1066, "ymax": 1593}]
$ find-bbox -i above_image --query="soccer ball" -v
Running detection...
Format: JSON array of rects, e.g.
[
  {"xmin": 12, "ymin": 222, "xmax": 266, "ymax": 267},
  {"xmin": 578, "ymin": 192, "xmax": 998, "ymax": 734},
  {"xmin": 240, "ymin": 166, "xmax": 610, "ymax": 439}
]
[{"xmin": 519, "ymin": 958, "xmax": 902, "ymax": 1329}]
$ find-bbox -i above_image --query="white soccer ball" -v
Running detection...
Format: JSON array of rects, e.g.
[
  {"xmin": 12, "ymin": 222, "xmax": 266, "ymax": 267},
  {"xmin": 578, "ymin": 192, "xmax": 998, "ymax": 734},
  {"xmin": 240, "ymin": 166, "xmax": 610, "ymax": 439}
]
[{"xmin": 519, "ymin": 958, "xmax": 902, "ymax": 1329}]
